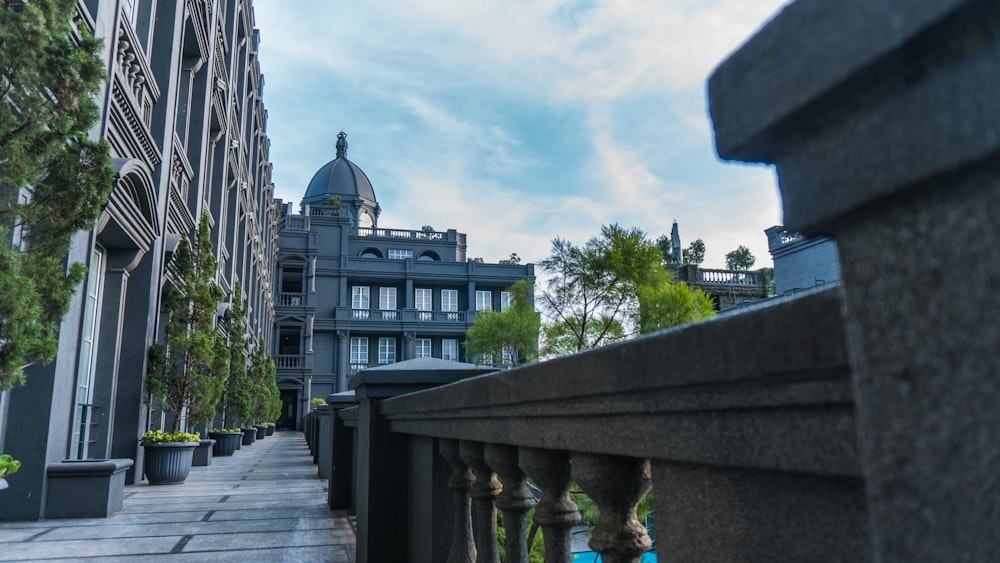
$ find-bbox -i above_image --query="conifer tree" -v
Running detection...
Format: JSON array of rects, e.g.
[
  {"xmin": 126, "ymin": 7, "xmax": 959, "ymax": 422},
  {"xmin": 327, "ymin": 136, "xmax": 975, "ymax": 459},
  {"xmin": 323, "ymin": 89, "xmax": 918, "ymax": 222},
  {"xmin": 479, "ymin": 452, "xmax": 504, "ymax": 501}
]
[
  {"xmin": 0, "ymin": 0, "xmax": 115, "ymax": 388},
  {"xmin": 147, "ymin": 214, "xmax": 229, "ymax": 432},
  {"xmin": 221, "ymin": 281, "xmax": 252, "ymax": 428}
]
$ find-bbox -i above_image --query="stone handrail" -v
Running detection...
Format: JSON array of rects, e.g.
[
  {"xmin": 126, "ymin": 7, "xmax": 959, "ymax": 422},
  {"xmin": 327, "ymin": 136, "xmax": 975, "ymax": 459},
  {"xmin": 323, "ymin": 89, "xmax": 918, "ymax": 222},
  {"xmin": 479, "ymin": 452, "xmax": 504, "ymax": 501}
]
[
  {"xmin": 331, "ymin": 286, "xmax": 864, "ymax": 562},
  {"xmin": 696, "ymin": 268, "xmax": 765, "ymax": 286}
]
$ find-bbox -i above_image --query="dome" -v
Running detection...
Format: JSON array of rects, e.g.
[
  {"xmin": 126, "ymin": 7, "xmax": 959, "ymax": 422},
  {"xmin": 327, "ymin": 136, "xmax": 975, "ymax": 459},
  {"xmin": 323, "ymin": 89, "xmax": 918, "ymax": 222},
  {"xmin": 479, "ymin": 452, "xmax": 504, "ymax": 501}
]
[{"xmin": 301, "ymin": 132, "xmax": 377, "ymax": 207}]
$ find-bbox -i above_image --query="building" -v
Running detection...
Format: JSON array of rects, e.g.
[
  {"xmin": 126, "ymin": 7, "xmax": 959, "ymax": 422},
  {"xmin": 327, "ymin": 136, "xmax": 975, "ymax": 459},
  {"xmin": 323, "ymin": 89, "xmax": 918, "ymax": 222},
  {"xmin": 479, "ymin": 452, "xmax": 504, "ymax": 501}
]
[
  {"xmin": 0, "ymin": 0, "xmax": 277, "ymax": 520},
  {"xmin": 765, "ymin": 225, "xmax": 841, "ymax": 295},
  {"xmin": 273, "ymin": 132, "xmax": 534, "ymax": 430}
]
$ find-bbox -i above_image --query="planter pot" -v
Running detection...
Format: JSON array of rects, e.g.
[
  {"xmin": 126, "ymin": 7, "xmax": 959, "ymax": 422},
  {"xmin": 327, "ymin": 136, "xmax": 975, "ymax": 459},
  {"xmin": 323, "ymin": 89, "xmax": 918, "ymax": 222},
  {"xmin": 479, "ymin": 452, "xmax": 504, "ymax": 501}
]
[
  {"xmin": 241, "ymin": 428, "xmax": 257, "ymax": 445},
  {"xmin": 254, "ymin": 425, "xmax": 267, "ymax": 439},
  {"xmin": 210, "ymin": 432, "xmax": 242, "ymax": 457},
  {"xmin": 142, "ymin": 442, "xmax": 198, "ymax": 485},
  {"xmin": 0, "ymin": 477, "xmax": 7, "ymax": 491},
  {"xmin": 192, "ymin": 439, "xmax": 216, "ymax": 466},
  {"xmin": 265, "ymin": 425, "xmax": 275, "ymax": 436}
]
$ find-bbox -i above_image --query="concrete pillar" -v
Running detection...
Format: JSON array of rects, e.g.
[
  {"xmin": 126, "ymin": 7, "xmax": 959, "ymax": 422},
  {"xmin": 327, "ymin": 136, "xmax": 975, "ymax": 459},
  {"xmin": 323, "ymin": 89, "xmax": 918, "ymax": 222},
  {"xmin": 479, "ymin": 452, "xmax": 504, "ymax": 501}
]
[{"xmin": 709, "ymin": 1, "xmax": 1000, "ymax": 559}]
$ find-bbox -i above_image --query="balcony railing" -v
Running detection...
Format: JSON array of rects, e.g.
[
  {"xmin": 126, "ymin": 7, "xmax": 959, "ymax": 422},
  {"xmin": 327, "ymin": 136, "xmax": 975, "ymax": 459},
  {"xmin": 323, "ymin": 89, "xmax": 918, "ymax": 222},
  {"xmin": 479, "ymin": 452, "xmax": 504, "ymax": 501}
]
[
  {"xmin": 275, "ymin": 355, "xmax": 302, "ymax": 368},
  {"xmin": 278, "ymin": 292, "xmax": 304, "ymax": 306},
  {"xmin": 354, "ymin": 227, "xmax": 447, "ymax": 241},
  {"xmin": 337, "ymin": 308, "xmax": 467, "ymax": 323},
  {"xmin": 327, "ymin": 287, "xmax": 863, "ymax": 562},
  {"xmin": 309, "ymin": 2, "xmax": 999, "ymax": 561}
]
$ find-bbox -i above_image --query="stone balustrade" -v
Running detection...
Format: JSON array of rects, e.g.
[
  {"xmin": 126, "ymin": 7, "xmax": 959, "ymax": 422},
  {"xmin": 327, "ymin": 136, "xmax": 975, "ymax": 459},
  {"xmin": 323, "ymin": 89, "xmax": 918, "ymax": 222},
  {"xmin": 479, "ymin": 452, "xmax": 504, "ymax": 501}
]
[{"xmin": 324, "ymin": 1, "xmax": 999, "ymax": 561}]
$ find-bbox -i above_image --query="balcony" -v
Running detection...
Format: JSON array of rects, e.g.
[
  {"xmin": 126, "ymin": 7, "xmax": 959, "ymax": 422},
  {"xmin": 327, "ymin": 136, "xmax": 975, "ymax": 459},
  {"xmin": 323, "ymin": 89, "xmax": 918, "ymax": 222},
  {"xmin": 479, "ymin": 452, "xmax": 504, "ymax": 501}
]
[
  {"xmin": 275, "ymin": 354, "xmax": 302, "ymax": 369},
  {"xmin": 336, "ymin": 307, "xmax": 468, "ymax": 324},
  {"xmin": 277, "ymin": 292, "xmax": 304, "ymax": 306}
]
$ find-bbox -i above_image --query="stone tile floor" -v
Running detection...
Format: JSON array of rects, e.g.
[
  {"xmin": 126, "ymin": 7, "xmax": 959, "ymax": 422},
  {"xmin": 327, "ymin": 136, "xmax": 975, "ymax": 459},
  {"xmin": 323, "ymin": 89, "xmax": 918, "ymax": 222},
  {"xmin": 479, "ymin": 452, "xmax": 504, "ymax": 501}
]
[{"xmin": 0, "ymin": 431, "xmax": 355, "ymax": 562}]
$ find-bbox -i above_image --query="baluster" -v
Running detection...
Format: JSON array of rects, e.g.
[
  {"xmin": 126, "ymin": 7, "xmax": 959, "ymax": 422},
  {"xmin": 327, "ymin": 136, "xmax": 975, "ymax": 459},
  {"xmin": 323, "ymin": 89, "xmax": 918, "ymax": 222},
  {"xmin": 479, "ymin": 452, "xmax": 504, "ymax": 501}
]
[
  {"xmin": 485, "ymin": 444, "xmax": 536, "ymax": 563},
  {"xmin": 460, "ymin": 441, "xmax": 501, "ymax": 563},
  {"xmin": 571, "ymin": 454, "xmax": 652, "ymax": 563},
  {"xmin": 520, "ymin": 448, "xmax": 581, "ymax": 563},
  {"xmin": 440, "ymin": 439, "xmax": 476, "ymax": 563}
]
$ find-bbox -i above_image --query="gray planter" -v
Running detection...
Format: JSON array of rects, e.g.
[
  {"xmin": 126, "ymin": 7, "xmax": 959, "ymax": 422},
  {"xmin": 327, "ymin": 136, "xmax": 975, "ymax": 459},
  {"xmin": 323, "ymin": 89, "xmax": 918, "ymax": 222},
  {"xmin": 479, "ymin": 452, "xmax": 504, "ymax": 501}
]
[
  {"xmin": 192, "ymin": 439, "xmax": 216, "ymax": 466},
  {"xmin": 241, "ymin": 428, "xmax": 256, "ymax": 445},
  {"xmin": 254, "ymin": 425, "xmax": 267, "ymax": 439},
  {"xmin": 142, "ymin": 442, "xmax": 197, "ymax": 485},
  {"xmin": 265, "ymin": 425, "xmax": 275, "ymax": 436},
  {"xmin": 210, "ymin": 432, "xmax": 242, "ymax": 456}
]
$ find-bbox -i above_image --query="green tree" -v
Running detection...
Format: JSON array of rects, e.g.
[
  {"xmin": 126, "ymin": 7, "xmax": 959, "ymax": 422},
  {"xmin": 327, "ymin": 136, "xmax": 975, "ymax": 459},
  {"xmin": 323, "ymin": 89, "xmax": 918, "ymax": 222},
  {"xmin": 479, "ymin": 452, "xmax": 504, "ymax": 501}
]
[
  {"xmin": 464, "ymin": 279, "xmax": 539, "ymax": 367},
  {"xmin": 147, "ymin": 214, "xmax": 229, "ymax": 432},
  {"xmin": 248, "ymin": 347, "xmax": 278, "ymax": 422},
  {"xmin": 636, "ymin": 279, "xmax": 716, "ymax": 334},
  {"xmin": 539, "ymin": 224, "xmax": 665, "ymax": 355},
  {"xmin": 0, "ymin": 0, "xmax": 114, "ymax": 389},
  {"xmin": 540, "ymin": 225, "xmax": 716, "ymax": 357},
  {"xmin": 725, "ymin": 245, "xmax": 756, "ymax": 270},
  {"xmin": 684, "ymin": 238, "xmax": 706, "ymax": 265},
  {"xmin": 222, "ymin": 281, "xmax": 252, "ymax": 428}
]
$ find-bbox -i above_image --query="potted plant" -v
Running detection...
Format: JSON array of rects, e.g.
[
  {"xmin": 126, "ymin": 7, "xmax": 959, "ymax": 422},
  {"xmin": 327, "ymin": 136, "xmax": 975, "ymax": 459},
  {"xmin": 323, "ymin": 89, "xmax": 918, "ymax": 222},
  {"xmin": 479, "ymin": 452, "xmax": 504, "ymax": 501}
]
[
  {"xmin": 0, "ymin": 454, "xmax": 20, "ymax": 491},
  {"xmin": 240, "ymin": 426, "xmax": 257, "ymax": 446},
  {"xmin": 262, "ymin": 422, "xmax": 276, "ymax": 436},
  {"xmin": 146, "ymin": 215, "xmax": 229, "ymax": 437},
  {"xmin": 140, "ymin": 430, "xmax": 200, "ymax": 485},
  {"xmin": 248, "ymin": 349, "xmax": 278, "ymax": 439},
  {"xmin": 207, "ymin": 428, "xmax": 243, "ymax": 457},
  {"xmin": 328, "ymin": 195, "xmax": 341, "ymax": 215}
]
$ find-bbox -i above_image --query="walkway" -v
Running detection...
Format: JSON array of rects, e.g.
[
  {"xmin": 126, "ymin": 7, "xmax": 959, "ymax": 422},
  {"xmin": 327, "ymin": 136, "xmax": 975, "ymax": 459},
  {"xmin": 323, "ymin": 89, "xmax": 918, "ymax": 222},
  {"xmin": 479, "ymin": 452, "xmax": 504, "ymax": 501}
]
[{"xmin": 0, "ymin": 431, "xmax": 355, "ymax": 562}]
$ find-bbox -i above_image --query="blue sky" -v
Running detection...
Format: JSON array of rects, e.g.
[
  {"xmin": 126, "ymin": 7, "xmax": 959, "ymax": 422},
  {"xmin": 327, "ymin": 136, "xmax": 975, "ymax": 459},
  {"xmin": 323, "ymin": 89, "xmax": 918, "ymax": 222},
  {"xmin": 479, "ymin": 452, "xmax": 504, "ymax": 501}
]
[{"xmin": 253, "ymin": 0, "xmax": 789, "ymax": 269}]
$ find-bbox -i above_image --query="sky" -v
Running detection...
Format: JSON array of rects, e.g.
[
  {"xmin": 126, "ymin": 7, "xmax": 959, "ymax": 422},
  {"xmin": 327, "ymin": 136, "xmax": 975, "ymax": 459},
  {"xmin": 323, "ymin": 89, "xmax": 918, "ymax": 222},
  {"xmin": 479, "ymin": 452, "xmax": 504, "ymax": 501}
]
[{"xmin": 252, "ymin": 0, "xmax": 790, "ymax": 269}]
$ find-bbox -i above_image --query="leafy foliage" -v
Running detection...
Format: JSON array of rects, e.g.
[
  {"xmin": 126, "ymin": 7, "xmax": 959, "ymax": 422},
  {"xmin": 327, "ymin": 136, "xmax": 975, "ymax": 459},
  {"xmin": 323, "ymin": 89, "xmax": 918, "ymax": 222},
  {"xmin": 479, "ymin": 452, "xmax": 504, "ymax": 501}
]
[
  {"xmin": 684, "ymin": 238, "xmax": 706, "ymax": 265},
  {"xmin": 249, "ymin": 347, "xmax": 279, "ymax": 422},
  {"xmin": 222, "ymin": 281, "xmax": 252, "ymax": 427},
  {"xmin": 540, "ymin": 224, "xmax": 713, "ymax": 357},
  {"xmin": 140, "ymin": 430, "xmax": 201, "ymax": 444},
  {"xmin": 464, "ymin": 279, "xmax": 539, "ymax": 367},
  {"xmin": 0, "ymin": 0, "xmax": 114, "ymax": 388},
  {"xmin": 0, "ymin": 453, "xmax": 20, "ymax": 478},
  {"xmin": 146, "ymin": 215, "xmax": 229, "ymax": 432},
  {"xmin": 725, "ymin": 245, "xmax": 756, "ymax": 270}
]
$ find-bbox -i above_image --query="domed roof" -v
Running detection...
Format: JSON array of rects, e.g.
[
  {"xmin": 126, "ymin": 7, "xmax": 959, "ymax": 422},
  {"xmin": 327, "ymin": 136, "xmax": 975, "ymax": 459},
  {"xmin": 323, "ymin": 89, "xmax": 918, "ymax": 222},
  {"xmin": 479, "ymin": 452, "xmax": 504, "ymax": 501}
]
[{"xmin": 301, "ymin": 132, "xmax": 377, "ymax": 206}]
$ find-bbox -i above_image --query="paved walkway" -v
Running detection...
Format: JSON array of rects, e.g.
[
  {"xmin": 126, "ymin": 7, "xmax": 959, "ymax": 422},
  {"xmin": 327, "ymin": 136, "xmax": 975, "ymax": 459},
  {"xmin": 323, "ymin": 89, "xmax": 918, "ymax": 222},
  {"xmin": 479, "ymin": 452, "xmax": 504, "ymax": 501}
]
[{"xmin": 0, "ymin": 431, "xmax": 355, "ymax": 562}]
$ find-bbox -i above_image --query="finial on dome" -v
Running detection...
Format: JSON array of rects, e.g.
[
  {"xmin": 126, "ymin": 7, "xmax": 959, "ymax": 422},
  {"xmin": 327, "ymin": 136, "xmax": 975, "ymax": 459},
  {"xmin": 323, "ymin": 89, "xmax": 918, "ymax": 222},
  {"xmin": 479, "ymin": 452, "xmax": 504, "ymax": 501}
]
[{"xmin": 336, "ymin": 131, "xmax": 348, "ymax": 158}]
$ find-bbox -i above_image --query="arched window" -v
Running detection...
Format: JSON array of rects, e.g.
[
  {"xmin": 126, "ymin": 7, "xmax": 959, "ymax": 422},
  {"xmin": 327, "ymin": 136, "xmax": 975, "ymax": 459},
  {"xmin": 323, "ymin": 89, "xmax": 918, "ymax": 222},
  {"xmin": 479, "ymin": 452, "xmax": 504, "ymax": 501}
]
[
  {"xmin": 360, "ymin": 247, "xmax": 383, "ymax": 259},
  {"xmin": 418, "ymin": 251, "xmax": 440, "ymax": 261}
]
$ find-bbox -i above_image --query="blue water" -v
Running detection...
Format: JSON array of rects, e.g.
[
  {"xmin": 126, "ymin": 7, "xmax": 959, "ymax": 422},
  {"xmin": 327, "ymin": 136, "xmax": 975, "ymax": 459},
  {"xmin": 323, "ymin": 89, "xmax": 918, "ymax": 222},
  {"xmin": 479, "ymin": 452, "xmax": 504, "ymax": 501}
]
[{"xmin": 572, "ymin": 553, "xmax": 657, "ymax": 562}]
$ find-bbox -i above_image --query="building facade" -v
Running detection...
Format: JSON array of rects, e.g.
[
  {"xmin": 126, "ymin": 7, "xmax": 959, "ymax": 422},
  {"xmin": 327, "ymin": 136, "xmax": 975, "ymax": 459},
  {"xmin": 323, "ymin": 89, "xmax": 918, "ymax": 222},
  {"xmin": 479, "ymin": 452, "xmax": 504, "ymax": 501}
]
[
  {"xmin": 273, "ymin": 133, "xmax": 534, "ymax": 430},
  {"xmin": 765, "ymin": 225, "xmax": 841, "ymax": 295},
  {"xmin": 0, "ymin": 0, "xmax": 277, "ymax": 520}
]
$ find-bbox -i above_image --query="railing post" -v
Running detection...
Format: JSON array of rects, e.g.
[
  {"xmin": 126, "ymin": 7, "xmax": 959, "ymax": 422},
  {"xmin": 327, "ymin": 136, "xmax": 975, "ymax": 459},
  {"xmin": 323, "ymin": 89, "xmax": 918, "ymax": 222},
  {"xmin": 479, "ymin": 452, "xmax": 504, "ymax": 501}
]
[
  {"xmin": 440, "ymin": 439, "xmax": 476, "ymax": 563},
  {"xmin": 328, "ymin": 394, "xmax": 355, "ymax": 510},
  {"xmin": 571, "ymin": 454, "xmax": 652, "ymax": 563},
  {"xmin": 520, "ymin": 448, "xmax": 581, "ymax": 563},
  {"xmin": 485, "ymin": 443, "xmax": 536, "ymax": 563},
  {"xmin": 460, "ymin": 441, "xmax": 501, "ymax": 563}
]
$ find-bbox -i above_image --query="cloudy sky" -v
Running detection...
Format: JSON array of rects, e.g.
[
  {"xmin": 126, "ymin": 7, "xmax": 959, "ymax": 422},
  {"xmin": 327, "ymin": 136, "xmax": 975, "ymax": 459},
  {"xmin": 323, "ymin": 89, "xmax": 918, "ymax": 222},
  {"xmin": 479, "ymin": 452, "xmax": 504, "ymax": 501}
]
[{"xmin": 252, "ymin": 0, "xmax": 789, "ymax": 269}]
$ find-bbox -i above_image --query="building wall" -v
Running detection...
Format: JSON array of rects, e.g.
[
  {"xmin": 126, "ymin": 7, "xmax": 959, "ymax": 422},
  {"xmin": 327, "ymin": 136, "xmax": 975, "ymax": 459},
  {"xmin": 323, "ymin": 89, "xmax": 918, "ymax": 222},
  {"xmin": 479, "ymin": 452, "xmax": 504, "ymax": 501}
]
[
  {"xmin": 0, "ymin": 0, "xmax": 276, "ymax": 521},
  {"xmin": 274, "ymin": 207, "xmax": 533, "ymax": 430},
  {"xmin": 765, "ymin": 226, "xmax": 841, "ymax": 295}
]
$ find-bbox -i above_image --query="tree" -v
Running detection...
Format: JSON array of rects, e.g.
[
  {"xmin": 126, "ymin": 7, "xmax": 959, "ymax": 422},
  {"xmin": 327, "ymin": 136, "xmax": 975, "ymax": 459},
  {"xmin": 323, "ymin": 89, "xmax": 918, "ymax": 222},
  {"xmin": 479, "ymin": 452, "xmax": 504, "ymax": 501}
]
[
  {"xmin": 684, "ymin": 239, "xmax": 706, "ymax": 265},
  {"xmin": 147, "ymin": 214, "xmax": 229, "ymax": 432},
  {"xmin": 636, "ymin": 280, "xmax": 715, "ymax": 334},
  {"xmin": 221, "ymin": 281, "xmax": 252, "ymax": 428},
  {"xmin": 464, "ymin": 279, "xmax": 539, "ymax": 366},
  {"xmin": 248, "ymin": 347, "xmax": 279, "ymax": 422},
  {"xmin": 725, "ymin": 245, "xmax": 756, "ymax": 270},
  {"xmin": 538, "ymin": 224, "xmax": 665, "ymax": 355},
  {"xmin": 540, "ymin": 225, "xmax": 716, "ymax": 357},
  {"xmin": 0, "ymin": 0, "xmax": 114, "ymax": 389},
  {"xmin": 498, "ymin": 252, "xmax": 521, "ymax": 265}
]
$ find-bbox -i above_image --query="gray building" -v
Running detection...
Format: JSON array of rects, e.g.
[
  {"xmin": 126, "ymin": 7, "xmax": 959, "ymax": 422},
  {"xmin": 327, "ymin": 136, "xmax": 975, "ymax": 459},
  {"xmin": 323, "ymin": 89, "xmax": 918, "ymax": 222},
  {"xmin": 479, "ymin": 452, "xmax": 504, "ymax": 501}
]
[
  {"xmin": 273, "ymin": 133, "xmax": 534, "ymax": 430},
  {"xmin": 0, "ymin": 0, "xmax": 277, "ymax": 520},
  {"xmin": 765, "ymin": 225, "xmax": 841, "ymax": 295}
]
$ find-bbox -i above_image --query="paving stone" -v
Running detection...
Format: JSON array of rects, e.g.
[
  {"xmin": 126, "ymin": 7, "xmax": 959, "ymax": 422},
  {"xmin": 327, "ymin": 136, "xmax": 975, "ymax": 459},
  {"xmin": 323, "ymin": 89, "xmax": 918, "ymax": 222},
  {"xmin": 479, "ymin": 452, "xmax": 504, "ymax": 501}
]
[{"xmin": 0, "ymin": 432, "xmax": 354, "ymax": 562}]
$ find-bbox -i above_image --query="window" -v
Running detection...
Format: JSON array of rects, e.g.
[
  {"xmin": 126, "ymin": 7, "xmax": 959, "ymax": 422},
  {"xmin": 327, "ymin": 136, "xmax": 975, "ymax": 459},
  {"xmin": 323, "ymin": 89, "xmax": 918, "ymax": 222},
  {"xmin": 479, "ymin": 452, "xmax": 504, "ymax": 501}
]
[
  {"xmin": 378, "ymin": 337, "xmax": 396, "ymax": 364},
  {"xmin": 415, "ymin": 338, "xmax": 432, "ymax": 358},
  {"xmin": 476, "ymin": 290, "xmax": 492, "ymax": 311},
  {"xmin": 352, "ymin": 286, "xmax": 370, "ymax": 309},
  {"xmin": 441, "ymin": 289, "xmax": 458, "ymax": 311},
  {"xmin": 416, "ymin": 288, "xmax": 432, "ymax": 320},
  {"xmin": 71, "ymin": 247, "xmax": 104, "ymax": 459},
  {"xmin": 442, "ymin": 339, "xmax": 459, "ymax": 362},
  {"xmin": 500, "ymin": 291, "xmax": 513, "ymax": 311},
  {"xmin": 379, "ymin": 287, "xmax": 397, "ymax": 310},
  {"xmin": 388, "ymin": 248, "xmax": 413, "ymax": 260},
  {"xmin": 350, "ymin": 337, "xmax": 368, "ymax": 365}
]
